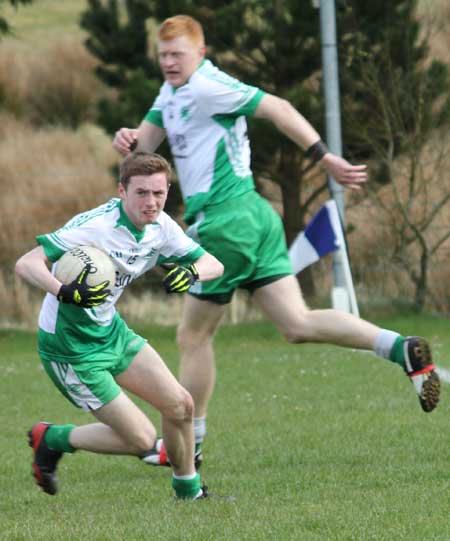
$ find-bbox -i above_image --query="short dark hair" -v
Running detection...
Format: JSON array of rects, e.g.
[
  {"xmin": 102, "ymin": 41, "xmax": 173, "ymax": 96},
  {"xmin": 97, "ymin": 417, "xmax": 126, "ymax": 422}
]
[{"xmin": 119, "ymin": 152, "xmax": 171, "ymax": 189}]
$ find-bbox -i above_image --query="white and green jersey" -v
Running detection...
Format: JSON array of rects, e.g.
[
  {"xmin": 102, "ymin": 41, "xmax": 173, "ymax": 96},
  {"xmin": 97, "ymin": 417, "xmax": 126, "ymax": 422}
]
[
  {"xmin": 145, "ymin": 59, "xmax": 265, "ymax": 224},
  {"xmin": 37, "ymin": 198, "xmax": 204, "ymax": 362}
]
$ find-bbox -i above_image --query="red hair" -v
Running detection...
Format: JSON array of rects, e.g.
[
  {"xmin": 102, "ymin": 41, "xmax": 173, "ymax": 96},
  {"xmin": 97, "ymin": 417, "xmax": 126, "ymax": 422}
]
[{"xmin": 158, "ymin": 15, "xmax": 205, "ymax": 47}]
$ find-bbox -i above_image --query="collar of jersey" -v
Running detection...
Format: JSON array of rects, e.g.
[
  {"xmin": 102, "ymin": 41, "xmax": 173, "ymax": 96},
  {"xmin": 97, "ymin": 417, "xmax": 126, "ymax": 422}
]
[
  {"xmin": 115, "ymin": 201, "xmax": 152, "ymax": 243},
  {"xmin": 170, "ymin": 58, "xmax": 207, "ymax": 93}
]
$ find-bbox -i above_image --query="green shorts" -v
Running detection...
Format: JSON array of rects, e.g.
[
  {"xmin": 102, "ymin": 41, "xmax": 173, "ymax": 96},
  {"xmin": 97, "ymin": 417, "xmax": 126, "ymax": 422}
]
[
  {"xmin": 187, "ymin": 190, "xmax": 293, "ymax": 304},
  {"xmin": 39, "ymin": 323, "xmax": 146, "ymax": 412}
]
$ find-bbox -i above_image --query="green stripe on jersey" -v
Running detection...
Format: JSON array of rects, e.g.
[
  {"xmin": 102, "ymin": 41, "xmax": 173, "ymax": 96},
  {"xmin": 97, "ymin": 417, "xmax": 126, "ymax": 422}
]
[
  {"xmin": 182, "ymin": 115, "xmax": 255, "ymax": 224},
  {"xmin": 183, "ymin": 146, "xmax": 254, "ymax": 225},
  {"xmin": 37, "ymin": 235, "xmax": 65, "ymax": 262},
  {"xmin": 234, "ymin": 89, "xmax": 265, "ymax": 116},
  {"xmin": 146, "ymin": 109, "xmax": 164, "ymax": 128}
]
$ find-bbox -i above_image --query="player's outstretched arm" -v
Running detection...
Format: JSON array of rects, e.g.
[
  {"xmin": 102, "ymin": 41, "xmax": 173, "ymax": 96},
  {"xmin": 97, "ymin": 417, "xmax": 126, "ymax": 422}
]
[
  {"xmin": 15, "ymin": 246, "xmax": 61, "ymax": 296},
  {"xmin": 254, "ymin": 93, "xmax": 367, "ymax": 190},
  {"xmin": 113, "ymin": 122, "xmax": 166, "ymax": 156}
]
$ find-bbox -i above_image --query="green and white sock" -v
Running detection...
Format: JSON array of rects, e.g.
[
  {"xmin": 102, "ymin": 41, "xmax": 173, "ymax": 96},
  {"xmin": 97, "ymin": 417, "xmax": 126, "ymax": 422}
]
[
  {"xmin": 44, "ymin": 424, "xmax": 77, "ymax": 453},
  {"xmin": 374, "ymin": 330, "xmax": 406, "ymax": 369},
  {"xmin": 388, "ymin": 336, "xmax": 407, "ymax": 369},
  {"xmin": 172, "ymin": 472, "xmax": 201, "ymax": 500}
]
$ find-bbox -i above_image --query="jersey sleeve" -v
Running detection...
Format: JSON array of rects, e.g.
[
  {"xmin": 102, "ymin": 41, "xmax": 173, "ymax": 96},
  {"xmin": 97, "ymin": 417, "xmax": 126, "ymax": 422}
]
[
  {"xmin": 195, "ymin": 68, "xmax": 266, "ymax": 117},
  {"xmin": 36, "ymin": 213, "xmax": 103, "ymax": 262},
  {"xmin": 144, "ymin": 87, "xmax": 165, "ymax": 128},
  {"xmin": 157, "ymin": 215, "xmax": 205, "ymax": 266}
]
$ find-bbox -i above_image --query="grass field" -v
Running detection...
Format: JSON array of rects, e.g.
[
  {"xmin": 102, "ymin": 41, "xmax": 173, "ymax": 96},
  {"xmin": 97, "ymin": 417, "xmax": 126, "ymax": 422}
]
[{"xmin": 1, "ymin": 315, "xmax": 449, "ymax": 540}]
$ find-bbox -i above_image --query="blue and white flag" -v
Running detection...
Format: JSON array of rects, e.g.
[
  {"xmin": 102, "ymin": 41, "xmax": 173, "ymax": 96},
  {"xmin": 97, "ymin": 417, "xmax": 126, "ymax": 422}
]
[{"xmin": 288, "ymin": 200, "xmax": 344, "ymax": 274}]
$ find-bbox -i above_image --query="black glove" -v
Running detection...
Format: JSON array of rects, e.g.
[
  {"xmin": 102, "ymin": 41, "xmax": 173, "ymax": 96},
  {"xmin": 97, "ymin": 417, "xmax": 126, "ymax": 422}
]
[
  {"xmin": 57, "ymin": 265, "xmax": 111, "ymax": 308},
  {"xmin": 162, "ymin": 263, "xmax": 199, "ymax": 293}
]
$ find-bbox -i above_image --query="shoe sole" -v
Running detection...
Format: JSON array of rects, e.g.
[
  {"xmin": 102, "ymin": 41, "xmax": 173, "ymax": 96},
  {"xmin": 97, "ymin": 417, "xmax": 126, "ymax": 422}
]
[
  {"xmin": 405, "ymin": 337, "xmax": 441, "ymax": 412},
  {"xmin": 418, "ymin": 370, "xmax": 440, "ymax": 412}
]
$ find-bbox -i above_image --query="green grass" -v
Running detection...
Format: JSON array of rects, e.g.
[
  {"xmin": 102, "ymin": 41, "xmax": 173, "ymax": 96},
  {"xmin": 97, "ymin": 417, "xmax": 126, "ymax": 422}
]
[{"xmin": 1, "ymin": 315, "xmax": 449, "ymax": 540}]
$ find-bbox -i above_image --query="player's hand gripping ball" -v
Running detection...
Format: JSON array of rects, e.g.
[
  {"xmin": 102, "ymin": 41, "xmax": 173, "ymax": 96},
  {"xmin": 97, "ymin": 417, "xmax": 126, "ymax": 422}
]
[{"xmin": 55, "ymin": 246, "xmax": 115, "ymax": 307}]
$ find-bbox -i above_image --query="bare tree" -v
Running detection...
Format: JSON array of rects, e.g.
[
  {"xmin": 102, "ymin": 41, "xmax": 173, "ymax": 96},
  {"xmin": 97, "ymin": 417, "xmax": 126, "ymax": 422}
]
[{"xmin": 345, "ymin": 51, "xmax": 450, "ymax": 310}]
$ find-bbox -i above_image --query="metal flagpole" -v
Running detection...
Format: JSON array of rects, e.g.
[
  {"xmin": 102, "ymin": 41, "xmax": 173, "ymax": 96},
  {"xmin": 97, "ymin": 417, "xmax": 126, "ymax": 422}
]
[{"xmin": 317, "ymin": 0, "xmax": 357, "ymax": 313}]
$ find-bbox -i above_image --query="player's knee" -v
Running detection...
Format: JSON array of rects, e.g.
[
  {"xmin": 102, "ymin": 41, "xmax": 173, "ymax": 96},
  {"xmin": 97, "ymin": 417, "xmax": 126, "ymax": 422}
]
[
  {"xmin": 162, "ymin": 387, "xmax": 194, "ymax": 423},
  {"xmin": 177, "ymin": 323, "xmax": 211, "ymax": 351},
  {"xmin": 281, "ymin": 315, "xmax": 311, "ymax": 343}
]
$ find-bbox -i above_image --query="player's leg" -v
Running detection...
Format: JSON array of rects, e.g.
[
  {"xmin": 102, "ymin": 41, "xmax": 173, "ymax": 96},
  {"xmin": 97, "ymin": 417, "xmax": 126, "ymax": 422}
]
[
  {"xmin": 141, "ymin": 296, "xmax": 227, "ymax": 468},
  {"xmin": 252, "ymin": 274, "xmax": 379, "ymax": 347},
  {"xmin": 116, "ymin": 343, "xmax": 204, "ymax": 499},
  {"xmin": 177, "ymin": 295, "xmax": 228, "ymax": 417},
  {"xmin": 253, "ymin": 275, "xmax": 440, "ymax": 411},
  {"xmin": 116, "ymin": 344, "xmax": 196, "ymax": 474},
  {"xmin": 28, "ymin": 354, "xmax": 159, "ymax": 496},
  {"xmin": 31, "ymin": 344, "xmax": 202, "ymax": 498},
  {"xmin": 69, "ymin": 391, "xmax": 157, "ymax": 455},
  {"xmin": 28, "ymin": 390, "xmax": 157, "ymax": 496},
  {"xmin": 178, "ymin": 296, "xmax": 227, "ymax": 457}
]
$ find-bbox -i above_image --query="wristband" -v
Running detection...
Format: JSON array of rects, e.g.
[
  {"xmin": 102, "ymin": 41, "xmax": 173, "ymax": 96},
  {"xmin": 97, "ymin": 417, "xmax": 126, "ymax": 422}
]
[{"xmin": 305, "ymin": 140, "xmax": 329, "ymax": 163}]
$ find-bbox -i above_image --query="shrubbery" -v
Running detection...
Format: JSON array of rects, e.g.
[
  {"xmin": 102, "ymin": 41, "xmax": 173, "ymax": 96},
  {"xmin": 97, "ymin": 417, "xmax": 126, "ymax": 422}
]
[{"xmin": 0, "ymin": 37, "xmax": 104, "ymax": 127}]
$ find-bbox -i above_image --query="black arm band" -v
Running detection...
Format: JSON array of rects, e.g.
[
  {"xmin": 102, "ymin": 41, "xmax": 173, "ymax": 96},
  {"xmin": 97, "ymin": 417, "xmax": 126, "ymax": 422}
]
[{"xmin": 305, "ymin": 140, "xmax": 329, "ymax": 163}]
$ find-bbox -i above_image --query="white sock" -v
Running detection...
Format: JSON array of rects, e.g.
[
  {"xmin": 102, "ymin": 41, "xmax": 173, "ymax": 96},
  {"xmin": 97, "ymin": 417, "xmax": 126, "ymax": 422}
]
[
  {"xmin": 173, "ymin": 472, "xmax": 197, "ymax": 480},
  {"xmin": 373, "ymin": 329, "xmax": 400, "ymax": 359},
  {"xmin": 194, "ymin": 417, "xmax": 206, "ymax": 444}
]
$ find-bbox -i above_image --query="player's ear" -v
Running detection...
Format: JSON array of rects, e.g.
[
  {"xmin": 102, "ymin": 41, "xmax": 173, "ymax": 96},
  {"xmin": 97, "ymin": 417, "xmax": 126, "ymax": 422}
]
[{"xmin": 118, "ymin": 182, "xmax": 126, "ymax": 198}]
